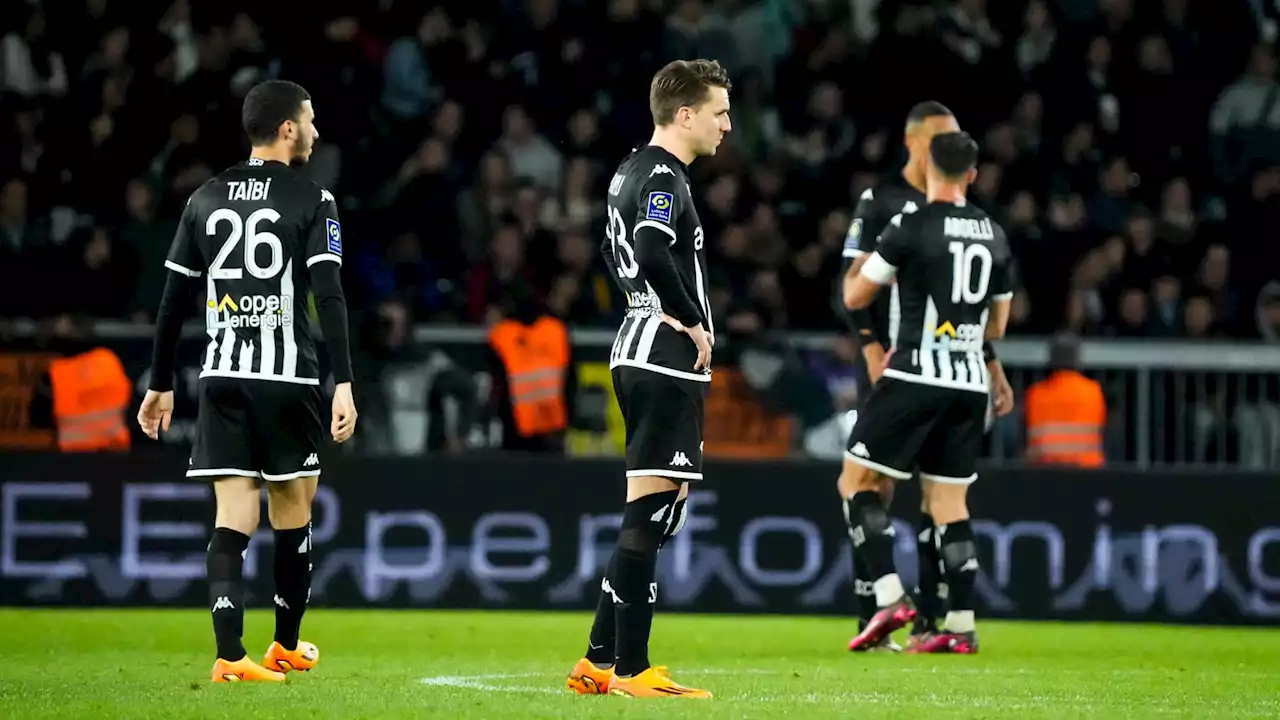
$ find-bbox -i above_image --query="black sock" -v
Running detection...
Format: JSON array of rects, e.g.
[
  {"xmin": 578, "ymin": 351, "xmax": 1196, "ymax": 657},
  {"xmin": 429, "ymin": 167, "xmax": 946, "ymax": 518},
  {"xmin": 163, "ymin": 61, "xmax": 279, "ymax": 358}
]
[
  {"xmin": 610, "ymin": 490, "xmax": 677, "ymax": 678},
  {"xmin": 207, "ymin": 527, "xmax": 251, "ymax": 661},
  {"xmin": 849, "ymin": 491, "xmax": 897, "ymax": 588},
  {"xmin": 842, "ymin": 497, "xmax": 877, "ymax": 628},
  {"xmin": 938, "ymin": 520, "xmax": 978, "ymax": 628},
  {"xmin": 585, "ymin": 550, "xmax": 617, "ymax": 666},
  {"xmin": 273, "ymin": 524, "xmax": 312, "ymax": 651},
  {"xmin": 914, "ymin": 513, "xmax": 942, "ymax": 631}
]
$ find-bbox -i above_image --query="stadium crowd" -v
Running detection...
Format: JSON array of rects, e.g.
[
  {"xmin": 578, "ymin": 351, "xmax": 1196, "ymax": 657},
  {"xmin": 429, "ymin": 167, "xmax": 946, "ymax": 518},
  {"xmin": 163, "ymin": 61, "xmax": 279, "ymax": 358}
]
[{"xmin": 2, "ymin": 0, "xmax": 1279, "ymax": 345}]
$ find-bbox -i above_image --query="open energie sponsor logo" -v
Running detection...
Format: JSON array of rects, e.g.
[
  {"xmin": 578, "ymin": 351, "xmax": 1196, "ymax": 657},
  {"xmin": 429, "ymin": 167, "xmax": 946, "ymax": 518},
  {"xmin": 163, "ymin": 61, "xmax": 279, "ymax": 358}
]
[{"xmin": 207, "ymin": 293, "xmax": 293, "ymax": 330}]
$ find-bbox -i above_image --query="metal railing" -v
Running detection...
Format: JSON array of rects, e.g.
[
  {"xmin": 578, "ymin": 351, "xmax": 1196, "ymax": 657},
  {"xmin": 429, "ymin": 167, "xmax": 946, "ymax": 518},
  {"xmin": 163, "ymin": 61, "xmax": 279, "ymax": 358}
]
[{"xmin": 11, "ymin": 321, "xmax": 1280, "ymax": 468}]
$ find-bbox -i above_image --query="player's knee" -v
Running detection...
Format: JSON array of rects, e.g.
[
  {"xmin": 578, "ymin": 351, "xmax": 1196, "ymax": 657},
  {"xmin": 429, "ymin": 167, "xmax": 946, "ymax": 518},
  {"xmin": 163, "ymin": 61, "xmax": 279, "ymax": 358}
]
[
  {"xmin": 925, "ymin": 480, "xmax": 970, "ymax": 526},
  {"xmin": 939, "ymin": 524, "xmax": 978, "ymax": 575},
  {"xmin": 618, "ymin": 488, "xmax": 680, "ymax": 559},
  {"xmin": 266, "ymin": 477, "xmax": 316, "ymax": 530},
  {"xmin": 838, "ymin": 461, "xmax": 883, "ymax": 497},
  {"xmin": 213, "ymin": 477, "xmax": 260, "ymax": 535},
  {"xmin": 850, "ymin": 491, "xmax": 892, "ymax": 537}
]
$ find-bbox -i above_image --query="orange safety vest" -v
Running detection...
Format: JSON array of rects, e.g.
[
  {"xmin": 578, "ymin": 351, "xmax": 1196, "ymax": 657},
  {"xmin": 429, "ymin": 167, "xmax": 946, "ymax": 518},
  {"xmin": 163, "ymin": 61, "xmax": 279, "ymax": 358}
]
[
  {"xmin": 1024, "ymin": 370, "xmax": 1105, "ymax": 467},
  {"xmin": 48, "ymin": 347, "xmax": 132, "ymax": 452},
  {"xmin": 489, "ymin": 316, "xmax": 570, "ymax": 437}
]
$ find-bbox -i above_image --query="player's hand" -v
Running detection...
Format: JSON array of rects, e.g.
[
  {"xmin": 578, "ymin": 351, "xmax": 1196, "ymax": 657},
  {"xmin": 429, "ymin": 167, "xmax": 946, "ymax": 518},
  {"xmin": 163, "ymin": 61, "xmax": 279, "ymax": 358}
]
[
  {"xmin": 686, "ymin": 323, "xmax": 713, "ymax": 371},
  {"xmin": 331, "ymin": 382, "xmax": 358, "ymax": 443},
  {"xmin": 989, "ymin": 360, "xmax": 1015, "ymax": 417},
  {"xmin": 863, "ymin": 344, "xmax": 891, "ymax": 384},
  {"xmin": 137, "ymin": 390, "xmax": 174, "ymax": 440}
]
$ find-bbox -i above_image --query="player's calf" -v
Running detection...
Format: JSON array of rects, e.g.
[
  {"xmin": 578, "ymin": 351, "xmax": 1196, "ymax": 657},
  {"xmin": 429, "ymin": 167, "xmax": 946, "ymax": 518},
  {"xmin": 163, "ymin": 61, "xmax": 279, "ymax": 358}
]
[
  {"xmin": 208, "ymin": 477, "xmax": 259, "ymax": 664},
  {"xmin": 918, "ymin": 478, "xmax": 979, "ymax": 647},
  {"xmin": 841, "ymin": 466, "xmax": 916, "ymax": 651},
  {"xmin": 610, "ymin": 486, "xmax": 678, "ymax": 679},
  {"xmin": 267, "ymin": 477, "xmax": 317, "ymax": 655}
]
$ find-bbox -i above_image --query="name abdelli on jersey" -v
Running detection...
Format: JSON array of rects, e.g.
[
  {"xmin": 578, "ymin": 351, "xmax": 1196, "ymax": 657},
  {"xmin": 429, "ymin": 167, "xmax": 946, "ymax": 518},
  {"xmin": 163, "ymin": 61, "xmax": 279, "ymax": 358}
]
[
  {"xmin": 862, "ymin": 203, "xmax": 1013, "ymax": 393},
  {"xmin": 603, "ymin": 147, "xmax": 714, "ymax": 383},
  {"xmin": 164, "ymin": 158, "xmax": 343, "ymax": 386}
]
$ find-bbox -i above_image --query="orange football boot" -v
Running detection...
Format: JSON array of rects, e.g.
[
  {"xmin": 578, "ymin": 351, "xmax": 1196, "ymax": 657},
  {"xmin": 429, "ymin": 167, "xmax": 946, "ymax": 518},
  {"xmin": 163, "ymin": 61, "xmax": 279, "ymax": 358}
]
[
  {"xmin": 608, "ymin": 666, "xmax": 712, "ymax": 699},
  {"xmin": 566, "ymin": 658, "xmax": 614, "ymax": 695},
  {"xmin": 263, "ymin": 641, "xmax": 320, "ymax": 673},
  {"xmin": 211, "ymin": 656, "xmax": 287, "ymax": 683}
]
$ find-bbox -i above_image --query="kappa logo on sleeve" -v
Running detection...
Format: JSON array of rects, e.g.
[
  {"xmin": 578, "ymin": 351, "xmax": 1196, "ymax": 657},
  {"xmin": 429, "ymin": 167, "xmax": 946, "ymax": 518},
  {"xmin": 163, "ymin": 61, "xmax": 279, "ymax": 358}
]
[{"xmin": 646, "ymin": 191, "xmax": 674, "ymax": 223}]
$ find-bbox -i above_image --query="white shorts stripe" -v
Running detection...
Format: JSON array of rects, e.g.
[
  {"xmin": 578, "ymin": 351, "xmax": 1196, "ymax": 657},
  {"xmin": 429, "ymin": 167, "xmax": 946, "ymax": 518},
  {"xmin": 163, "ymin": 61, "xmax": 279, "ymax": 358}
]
[
  {"xmin": 843, "ymin": 452, "xmax": 912, "ymax": 480},
  {"xmin": 186, "ymin": 468, "xmax": 262, "ymax": 479},
  {"xmin": 261, "ymin": 469, "xmax": 322, "ymax": 482},
  {"xmin": 920, "ymin": 472, "xmax": 977, "ymax": 486},
  {"xmin": 625, "ymin": 469, "xmax": 703, "ymax": 480}
]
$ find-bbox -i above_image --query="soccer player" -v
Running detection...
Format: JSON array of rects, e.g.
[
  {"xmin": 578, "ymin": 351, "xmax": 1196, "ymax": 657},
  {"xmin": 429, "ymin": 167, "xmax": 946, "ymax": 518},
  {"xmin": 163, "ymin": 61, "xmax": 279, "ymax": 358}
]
[
  {"xmin": 839, "ymin": 102, "xmax": 1013, "ymax": 651},
  {"xmin": 840, "ymin": 131, "xmax": 1013, "ymax": 654},
  {"xmin": 137, "ymin": 80, "xmax": 357, "ymax": 682},
  {"xmin": 565, "ymin": 59, "xmax": 729, "ymax": 699}
]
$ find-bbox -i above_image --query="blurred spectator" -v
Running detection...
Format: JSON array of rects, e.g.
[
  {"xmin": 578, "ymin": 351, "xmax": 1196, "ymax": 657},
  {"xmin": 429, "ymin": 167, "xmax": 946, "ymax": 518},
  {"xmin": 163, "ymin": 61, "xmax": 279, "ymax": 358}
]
[
  {"xmin": 1210, "ymin": 42, "xmax": 1280, "ymax": 188},
  {"xmin": 1, "ymin": 7, "xmax": 68, "ymax": 98},
  {"xmin": 498, "ymin": 104, "xmax": 562, "ymax": 193}
]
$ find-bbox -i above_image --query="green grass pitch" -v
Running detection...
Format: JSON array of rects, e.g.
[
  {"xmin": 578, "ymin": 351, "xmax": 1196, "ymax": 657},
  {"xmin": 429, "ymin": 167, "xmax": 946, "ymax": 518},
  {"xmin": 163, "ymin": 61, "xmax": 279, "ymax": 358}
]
[{"xmin": 1, "ymin": 609, "xmax": 1277, "ymax": 718}]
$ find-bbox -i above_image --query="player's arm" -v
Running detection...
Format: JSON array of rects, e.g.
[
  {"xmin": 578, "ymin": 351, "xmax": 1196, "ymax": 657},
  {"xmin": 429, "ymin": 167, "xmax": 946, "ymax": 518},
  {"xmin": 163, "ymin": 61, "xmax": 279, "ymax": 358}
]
[
  {"xmin": 600, "ymin": 235, "xmax": 622, "ymax": 288},
  {"xmin": 149, "ymin": 202, "xmax": 201, "ymax": 393},
  {"xmin": 985, "ymin": 245, "xmax": 1015, "ymax": 341},
  {"xmin": 631, "ymin": 175, "xmax": 703, "ymax": 330},
  {"xmin": 844, "ymin": 213, "xmax": 907, "ymax": 311},
  {"xmin": 304, "ymin": 194, "xmax": 354, "ymax": 387},
  {"xmin": 839, "ymin": 189, "xmax": 883, "ymax": 349}
]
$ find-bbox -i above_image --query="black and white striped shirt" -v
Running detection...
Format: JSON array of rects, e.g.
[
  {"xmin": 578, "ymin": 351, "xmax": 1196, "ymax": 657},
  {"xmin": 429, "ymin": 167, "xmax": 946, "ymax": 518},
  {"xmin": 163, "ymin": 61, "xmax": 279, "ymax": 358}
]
[
  {"xmin": 601, "ymin": 146, "xmax": 714, "ymax": 383},
  {"xmin": 165, "ymin": 159, "xmax": 343, "ymax": 385},
  {"xmin": 860, "ymin": 202, "xmax": 1013, "ymax": 393}
]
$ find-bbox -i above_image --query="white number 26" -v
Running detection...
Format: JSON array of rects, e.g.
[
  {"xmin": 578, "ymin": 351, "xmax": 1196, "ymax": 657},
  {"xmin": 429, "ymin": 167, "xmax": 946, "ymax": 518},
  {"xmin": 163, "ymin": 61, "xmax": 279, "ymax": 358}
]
[{"xmin": 207, "ymin": 207, "xmax": 284, "ymax": 280}]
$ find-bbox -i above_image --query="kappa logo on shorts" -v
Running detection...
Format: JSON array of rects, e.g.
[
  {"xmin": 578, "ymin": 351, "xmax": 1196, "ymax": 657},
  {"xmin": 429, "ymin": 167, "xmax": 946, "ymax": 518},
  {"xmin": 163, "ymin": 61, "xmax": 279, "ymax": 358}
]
[
  {"xmin": 303, "ymin": 453, "xmax": 319, "ymax": 467},
  {"xmin": 669, "ymin": 451, "xmax": 693, "ymax": 467}
]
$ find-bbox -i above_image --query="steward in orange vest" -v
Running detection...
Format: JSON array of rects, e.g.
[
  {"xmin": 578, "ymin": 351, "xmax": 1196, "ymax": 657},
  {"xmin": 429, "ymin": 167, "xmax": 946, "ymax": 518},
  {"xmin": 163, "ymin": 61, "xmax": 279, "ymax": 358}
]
[
  {"xmin": 488, "ymin": 301, "xmax": 572, "ymax": 452},
  {"xmin": 1024, "ymin": 335, "xmax": 1105, "ymax": 467},
  {"xmin": 48, "ymin": 347, "xmax": 132, "ymax": 452}
]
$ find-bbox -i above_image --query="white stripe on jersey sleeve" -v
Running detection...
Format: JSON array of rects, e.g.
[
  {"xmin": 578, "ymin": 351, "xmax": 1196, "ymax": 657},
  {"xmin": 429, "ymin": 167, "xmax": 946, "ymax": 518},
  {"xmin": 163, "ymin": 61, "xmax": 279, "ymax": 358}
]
[
  {"xmin": 991, "ymin": 291, "xmax": 1014, "ymax": 301},
  {"xmin": 307, "ymin": 253, "xmax": 342, "ymax": 267},
  {"xmin": 635, "ymin": 220, "xmax": 677, "ymax": 243},
  {"xmin": 860, "ymin": 252, "xmax": 897, "ymax": 284},
  {"xmin": 165, "ymin": 260, "xmax": 201, "ymax": 277}
]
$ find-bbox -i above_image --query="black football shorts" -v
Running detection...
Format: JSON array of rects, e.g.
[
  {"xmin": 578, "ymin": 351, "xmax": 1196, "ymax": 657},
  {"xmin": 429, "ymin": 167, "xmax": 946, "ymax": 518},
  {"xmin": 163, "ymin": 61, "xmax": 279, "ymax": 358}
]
[
  {"xmin": 612, "ymin": 366, "xmax": 708, "ymax": 482},
  {"xmin": 845, "ymin": 377, "xmax": 987, "ymax": 485},
  {"xmin": 187, "ymin": 377, "xmax": 325, "ymax": 482}
]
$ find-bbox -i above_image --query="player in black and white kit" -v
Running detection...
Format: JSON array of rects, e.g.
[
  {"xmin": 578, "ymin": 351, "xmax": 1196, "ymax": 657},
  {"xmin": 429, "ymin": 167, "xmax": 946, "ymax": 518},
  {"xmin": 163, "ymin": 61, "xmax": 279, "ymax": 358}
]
[
  {"xmin": 838, "ymin": 102, "xmax": 1015, "ymax": 651},
  {"xmin": 565, "ymin": 60, "xmax": 729, "ymax": 700},
  {"xmin": 841, "ymin": 132, "xmax": 1013, "ymax": 655},
  {"xmin": 137, "ymin": 81, "xmax": 357, "ymax": 683}
]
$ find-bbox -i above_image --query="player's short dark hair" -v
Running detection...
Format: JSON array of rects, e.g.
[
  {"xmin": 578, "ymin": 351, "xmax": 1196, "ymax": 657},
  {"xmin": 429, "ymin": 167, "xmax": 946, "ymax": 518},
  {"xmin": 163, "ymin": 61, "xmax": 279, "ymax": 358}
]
[
  {"xmin": 905, "ymin": 101, "xmax": 954, "ymax": 127},
  {"xmin": 241, "ymin": 80, "xmax": 311, "ymax": 146},
  {"xmin": 649, "ymin": 59, "xmax": 731, "ymax": 127},
  {"xmin": 929, "ymin": 131, "xmax": 979, "ymax": 178}
]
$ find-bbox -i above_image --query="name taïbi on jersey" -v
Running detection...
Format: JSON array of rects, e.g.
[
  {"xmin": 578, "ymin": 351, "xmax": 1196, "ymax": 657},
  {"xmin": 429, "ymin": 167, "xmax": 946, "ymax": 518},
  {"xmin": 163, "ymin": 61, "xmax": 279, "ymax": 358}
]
[
  {"xmin": 226, "ymin": 178, "xmax": 273, "ymax": 202},
  {"xmin": 207, "ymin": 293, "xmax": 293, "ymax": 330}
]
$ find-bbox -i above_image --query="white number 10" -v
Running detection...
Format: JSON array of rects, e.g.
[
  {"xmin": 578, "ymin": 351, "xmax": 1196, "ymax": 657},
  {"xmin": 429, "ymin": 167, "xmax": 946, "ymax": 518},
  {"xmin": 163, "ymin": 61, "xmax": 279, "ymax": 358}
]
[
  {"xmin": 207, "ymin": 207, "xmax": 284, "ymax": 280},
  {"xmin": 948, "ymin": 241, "xmax": 992, "ymax": 304}
]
